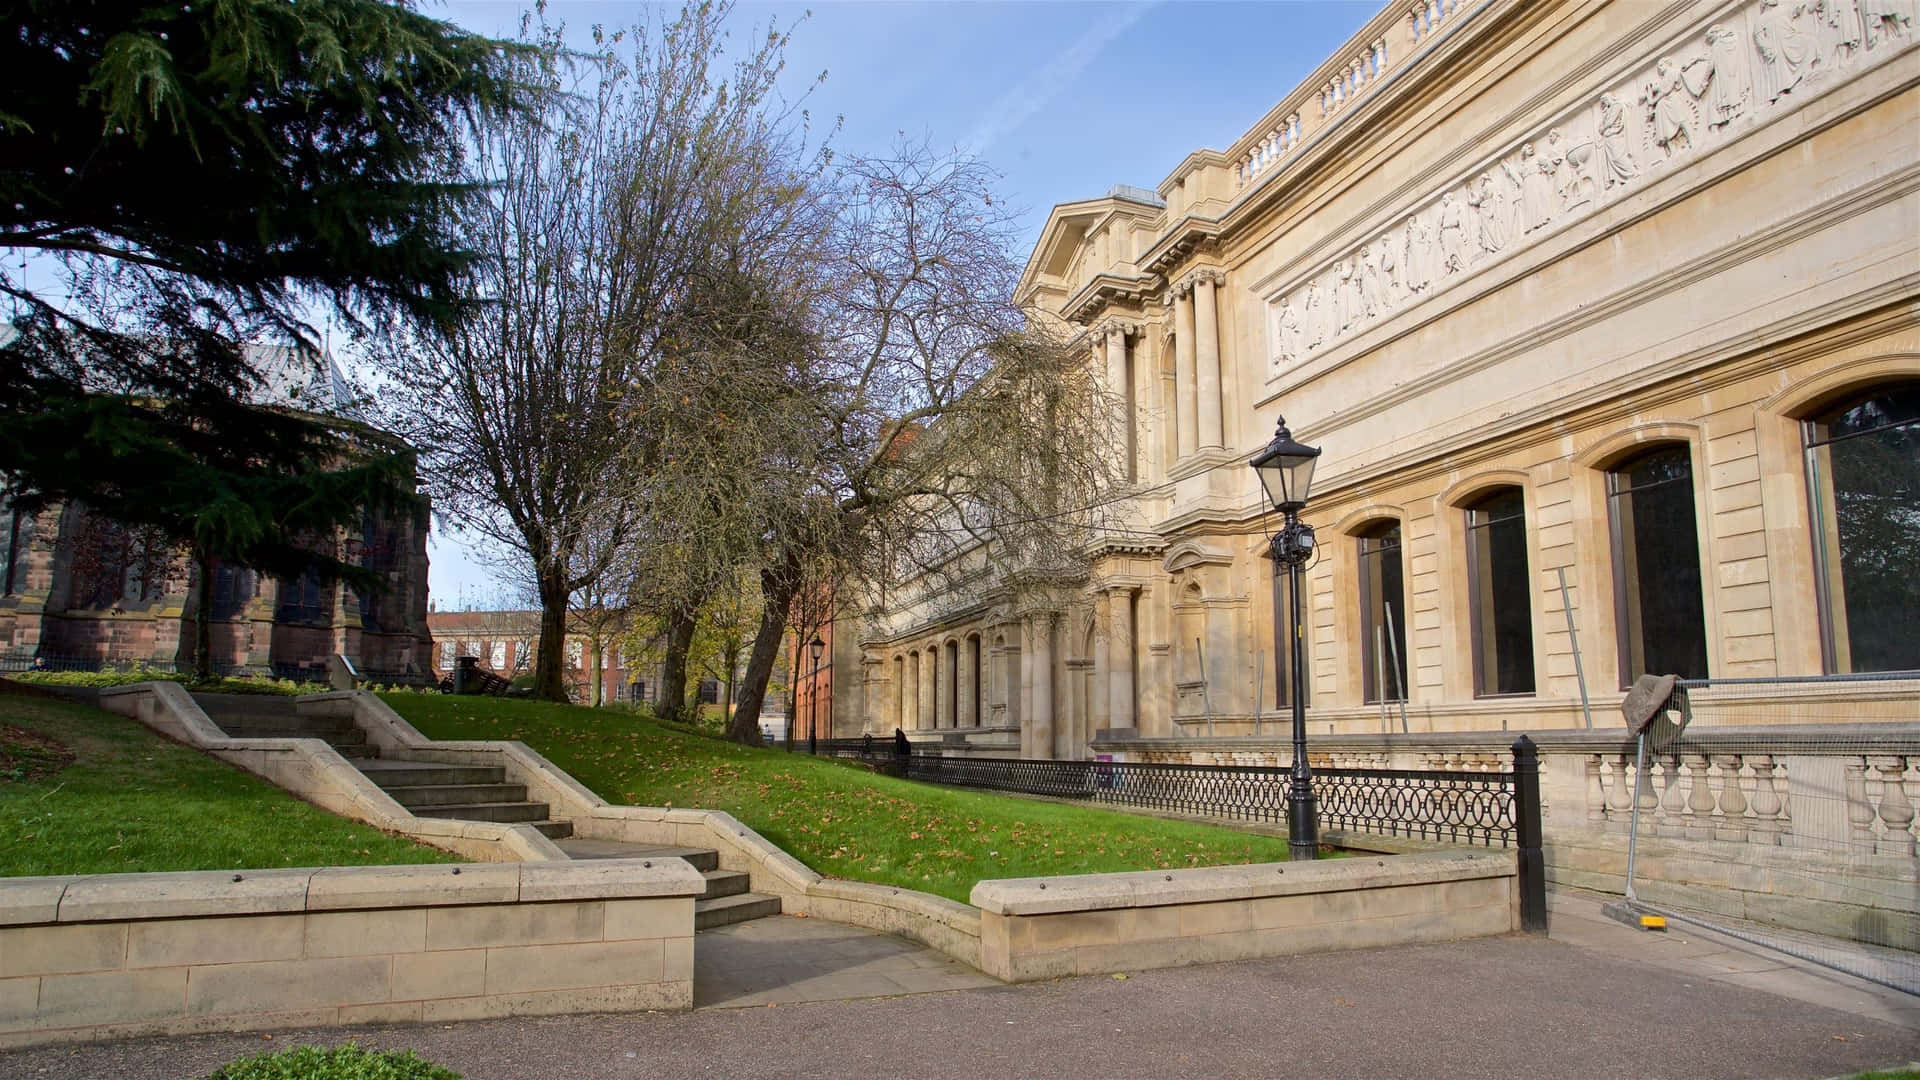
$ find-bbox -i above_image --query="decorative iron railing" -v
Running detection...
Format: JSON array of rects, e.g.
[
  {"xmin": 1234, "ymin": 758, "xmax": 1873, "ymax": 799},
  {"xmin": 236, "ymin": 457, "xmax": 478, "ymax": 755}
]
[{"xmin": 903, "ymin": 754, "xmax": 1522, "ymax": 847}]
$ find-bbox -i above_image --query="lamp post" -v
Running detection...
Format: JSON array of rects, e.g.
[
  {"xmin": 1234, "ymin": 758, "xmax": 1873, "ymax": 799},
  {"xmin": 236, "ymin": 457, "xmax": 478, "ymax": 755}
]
[
  {"xmin": 1250, "ymin": 416, "xmax": 1322, "ymax": 861},
  {"xmin": 808, "ymin": 635, "xmax": 825, "ymax": 755}
]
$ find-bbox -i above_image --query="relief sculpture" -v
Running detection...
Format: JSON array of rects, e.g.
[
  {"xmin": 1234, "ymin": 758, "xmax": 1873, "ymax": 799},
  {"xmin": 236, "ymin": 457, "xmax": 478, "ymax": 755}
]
[{"xmin": 1264, "ymin": 0, "xmax": 1907, "ymax": 378}]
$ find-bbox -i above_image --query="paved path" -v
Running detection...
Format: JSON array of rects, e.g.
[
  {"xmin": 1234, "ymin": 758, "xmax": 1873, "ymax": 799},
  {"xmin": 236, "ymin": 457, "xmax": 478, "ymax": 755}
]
[{"xmin": 2, "ymin": 894, "xmax": 1915, "ymax": 1079}]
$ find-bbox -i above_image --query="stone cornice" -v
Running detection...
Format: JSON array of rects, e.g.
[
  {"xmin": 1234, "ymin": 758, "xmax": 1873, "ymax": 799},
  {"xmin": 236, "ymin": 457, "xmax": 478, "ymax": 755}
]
[
  {"xmin": 1081, "ymin": 534, "xmax": 1165, "ymax": 561},
  {"xmin": 1169, "ymin": 267, "xmax": 1228, "ymax": 298},
  {"xmin": 1063, "ymin": 272, "xmax": 1161, "ymax": 325},
  {"xmin": 1140, "ymin": 217, "xmax": 1223, "ymax": 280},
  {"xmin": 1087, "ymin": 316, "xmax": 1146, "ymax": 340}
]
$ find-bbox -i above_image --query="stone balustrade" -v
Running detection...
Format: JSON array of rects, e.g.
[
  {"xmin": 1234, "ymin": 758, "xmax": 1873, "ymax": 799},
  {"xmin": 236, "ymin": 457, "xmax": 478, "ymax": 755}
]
[{"xmin": 1407, "ymin": 0, "xmax": 1462, "ymax": 44}]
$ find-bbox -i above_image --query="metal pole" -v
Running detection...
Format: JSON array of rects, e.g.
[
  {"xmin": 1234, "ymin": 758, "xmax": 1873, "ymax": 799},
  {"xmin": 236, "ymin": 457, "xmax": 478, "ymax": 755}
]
[
  {"xmin": 1374, "ymin": 625, "xmax": 1388, "ymax": 730},
  {"xmin": 1623, "ymin": 730, "xmax": 1648, "ymax": 903},
  {"xmin": 1512, "ymin": 735, "xmax": 1548, "ymax": 932},
  {"xmin": 1252, "ymin": 649, "xmax": 1264, "ymax": 739},
  {"xmin": 1197, "ymin": 637, "xmax": 1214, "ymax": 740},
  {"xmin": 1284, "ymin": 528, "xmax": 1318, "ymax": 861},
  {"xmin": 1385, "ymin": 601, "xmax": 1407, "ymax": 734},
  {"xmin": 1556, "ymin": 567, "xmax": 1593, "ymax": 730},
  {"xmin": 808, "ymin": 650, "xmax": 819, "ymax": 756}
]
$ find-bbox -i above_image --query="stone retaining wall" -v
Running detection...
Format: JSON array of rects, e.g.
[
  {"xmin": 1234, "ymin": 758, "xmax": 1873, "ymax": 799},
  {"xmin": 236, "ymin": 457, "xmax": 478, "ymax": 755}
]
[
  {"xmin": 971, "ymin": 850, "xmax": 1517, "ymax": 982},
  {"xmin": 0, "ymin": 858, "xmax": 702, "ymax": 1048}
]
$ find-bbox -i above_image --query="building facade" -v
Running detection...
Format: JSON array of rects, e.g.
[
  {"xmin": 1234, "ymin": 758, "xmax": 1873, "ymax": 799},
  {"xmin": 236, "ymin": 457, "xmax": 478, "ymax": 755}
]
[
  {"xmin": 0, "ymin": 349, "xmax": 434, "ymax": 680},
  {"xmin": 845, "ymin": 0, "xmax": 1920, "ymax": 756}
]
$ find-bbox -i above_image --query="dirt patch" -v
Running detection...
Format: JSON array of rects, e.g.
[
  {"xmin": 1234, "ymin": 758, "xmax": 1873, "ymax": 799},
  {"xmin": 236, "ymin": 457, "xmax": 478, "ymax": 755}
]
[{"xmin": 0, "ymin": 723, "xmax": 75, "ymax": 784}]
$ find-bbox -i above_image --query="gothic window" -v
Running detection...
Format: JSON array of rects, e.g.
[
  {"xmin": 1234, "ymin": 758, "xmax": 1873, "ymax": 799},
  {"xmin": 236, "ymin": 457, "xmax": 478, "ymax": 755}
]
[
  {"xmin": 0, "ymin": 495, "xmax": 24, "ymax": 596},
  {"xmin": 356, "ymin": 510, "xmax": 396, "ymax": 633},
  {"xmin": 210, "ymin": 565, "xmax": 256, "ymax": 620},
  {"xmin": 1607, "ymin": 445, "xmax": 1708, "ymax": 684},
  {"xmin": 1804, "ymin": 383, "xmax": 1920, "ymax": 673},
  {"xmin": 276, "ymin": 567, "xmax": 328, "ymax": 623},
  {"xmin": 1357, "ymin": 521, "xmax": 1408, "ymax": 704},
  {"xmin": 1465, "ymin": 488, "xmax": 1536, "ymax": 696}
]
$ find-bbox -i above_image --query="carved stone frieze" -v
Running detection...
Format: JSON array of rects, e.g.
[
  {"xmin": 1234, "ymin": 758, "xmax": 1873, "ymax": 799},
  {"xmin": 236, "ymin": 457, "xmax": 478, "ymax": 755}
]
[{"xmin": 1265, "ymin": 0, "xmax": 1915, "ymax": 378}]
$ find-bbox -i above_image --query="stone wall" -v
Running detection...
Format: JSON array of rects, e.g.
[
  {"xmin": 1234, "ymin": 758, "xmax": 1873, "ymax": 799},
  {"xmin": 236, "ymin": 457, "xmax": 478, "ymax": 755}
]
[
  {"xmin": 972, "ymin": 849, "xmax": 1516, "ymax": 982},
  {"xmin": 0, "ymin": 859, "xmax": 703, "ymax": 1049}
]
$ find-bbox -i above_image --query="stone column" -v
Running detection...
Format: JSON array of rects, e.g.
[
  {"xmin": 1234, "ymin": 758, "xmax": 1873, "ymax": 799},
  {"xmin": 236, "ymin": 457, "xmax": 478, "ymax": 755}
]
[
  {"xmin": 1105, "ymin": 325, "xmax": 1135, "ymax": 482},
  {"xmin": 1029, "ymin": 613, "xmax": 1055, "ymax": 760},
  {"xmin": 1174, "ymin": 286, "xmax": 1198, "ymax": 458},
  {"xmin": 1193, "ymin": 272, "xmax": 1224, "ymax": 449},
  {"xmin": 1108, "ymin": 586, "xmax": 1137, "ymax": 731},
  {"xmin": 936, "ymin": 641, "xmax": 954, "ymax": 729},
  {"xmin": 921, "ymin": 645, "xmax": 936, "ymax": 730},
  {"xmin": 960, "ymin": 637, "xmax": 978, "ymax": 727},
  {"xmin": 1133, "ymin": 333, "xmax": 1157, "ymax": 483}
]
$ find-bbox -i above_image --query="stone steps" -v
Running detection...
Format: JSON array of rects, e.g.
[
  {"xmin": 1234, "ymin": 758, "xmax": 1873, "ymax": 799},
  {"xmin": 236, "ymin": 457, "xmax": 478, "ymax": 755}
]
[
  {"xmin": 551, "ymin": 839, "xmax": 778, "ymax": 928},
  {"xmin": 383, "ymin": 782, "xmax": 531, "ymax": 808},
  {"xmin": 193, "ymin": 694, "xmax": 380, "ymax": 760},
  {"xmin": 356, "ymin": 760, "xmax": 508, "ymax": 787}
]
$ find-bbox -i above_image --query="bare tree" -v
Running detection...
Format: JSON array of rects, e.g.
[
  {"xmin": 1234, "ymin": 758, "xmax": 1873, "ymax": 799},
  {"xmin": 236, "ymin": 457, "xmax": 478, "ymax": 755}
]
[
  {"xmin": 719, "ymin": 141, "xmax": 1125, "ymax": 743},
  {"xmin": 375, "ymin": 4, "xmax": 825, "ymax": 700}
]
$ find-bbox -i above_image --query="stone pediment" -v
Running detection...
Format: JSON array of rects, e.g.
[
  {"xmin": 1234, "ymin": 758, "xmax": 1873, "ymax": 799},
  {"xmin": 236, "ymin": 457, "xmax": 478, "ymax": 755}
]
[{"xmin": 1161, "ymin": 539, "xmax": 1235, "ymax": 575}]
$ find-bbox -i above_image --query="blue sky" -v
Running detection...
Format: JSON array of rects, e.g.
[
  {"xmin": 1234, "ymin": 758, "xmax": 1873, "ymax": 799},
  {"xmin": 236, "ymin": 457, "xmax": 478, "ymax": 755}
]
[{"xmin": 423, "ymin": 0, "xmax": 1377, "ymax": 608}]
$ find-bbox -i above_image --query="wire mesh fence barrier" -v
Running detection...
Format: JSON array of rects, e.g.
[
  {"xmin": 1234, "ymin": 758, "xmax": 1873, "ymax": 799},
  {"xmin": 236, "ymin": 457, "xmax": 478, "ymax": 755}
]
[
  {"xmin": 1607, "ymin": 672, "xmax": 1920, "ymax": 995},
  {"xmin": 902, "ymin": 753, "xmax": 1522, "ymax": 848}
]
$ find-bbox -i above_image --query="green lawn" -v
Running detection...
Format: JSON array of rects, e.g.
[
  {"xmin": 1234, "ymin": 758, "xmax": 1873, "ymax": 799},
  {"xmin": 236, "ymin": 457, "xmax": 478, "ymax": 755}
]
[
  {"xmin": 381, "ymin": 694, "xmax": 1302, "ymax": 903},
  {"xmin": 0, "ymin": 687, "xmax": 458, "ymax": 876}
]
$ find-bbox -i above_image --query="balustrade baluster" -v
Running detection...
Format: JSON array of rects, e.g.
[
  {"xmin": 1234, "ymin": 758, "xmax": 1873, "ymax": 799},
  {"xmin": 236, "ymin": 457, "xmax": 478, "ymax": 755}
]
[
  {"xmin": 1585, "ymin": 756, "xmax": 1606, "ymax": 825},
  {"xmin": 1656, "ymin": 754, "xmax": 1686, "ymax": 838},
  {"xmin": 1711, "ymin": 755, "xmax": 1750, "ymax": 842},
  {"xmin": 1746, "ymin": 754, "xmax": 1783, "ymax": 846},
  {"xmin": 1682, "ymin": 753, "xmax": 1716, "ymax": 840},
  {"xmin": 1846, "ymin": 757, "xmax": 1879, "ymax": 853},
  {"xmin": 1871, "ymin": 756, "xmax": 1916, "ymax": 857},
  {"xmin": 1605, "ymin": 753, "xmax": 1634, "ymax": 833}
]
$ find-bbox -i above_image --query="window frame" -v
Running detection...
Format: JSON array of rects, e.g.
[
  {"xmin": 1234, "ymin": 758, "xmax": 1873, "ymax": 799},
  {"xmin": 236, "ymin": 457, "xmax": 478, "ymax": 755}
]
[
  {"xmin": 1463, "ymin": 487, "xmax": 1536, "ymax": 698},
  {"xmin": 1356, "ymin": 520, "xmax": 1408, "ymax": 705},
  {"xmin": 1605, "ymin": 444, "xmax": 1709, "ymax": 687}
]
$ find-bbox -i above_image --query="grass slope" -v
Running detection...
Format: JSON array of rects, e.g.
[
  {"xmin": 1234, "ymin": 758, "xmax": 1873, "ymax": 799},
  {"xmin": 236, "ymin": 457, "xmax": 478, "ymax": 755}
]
[
  {"xmin": 0, "ymin": 688, "xmax": 458, "ymax": 876},
  {"xmin": 381, "ymin": 694, "xmax": 1299, "ymax": 903}
]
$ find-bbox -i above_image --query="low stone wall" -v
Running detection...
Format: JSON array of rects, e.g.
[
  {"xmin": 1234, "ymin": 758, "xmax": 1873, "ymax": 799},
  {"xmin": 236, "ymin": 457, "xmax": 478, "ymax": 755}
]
[
  {"xmin": 971, "ymin": 849, "xmax": 1517, "ymax": 982},
  {"xmin": 0, "ymin": 858, "xmax": 703, "ymax": 1048},
  {"xmin": 1547, "ymin": 831, "xmax": 1919, "ymax": 949}
]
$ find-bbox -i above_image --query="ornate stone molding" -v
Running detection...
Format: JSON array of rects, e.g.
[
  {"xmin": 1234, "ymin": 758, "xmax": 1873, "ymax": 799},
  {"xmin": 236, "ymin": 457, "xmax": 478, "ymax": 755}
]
[
  {"xmin": 1064, "ymin": 273, "xmax": 1161, "ymax": 325},
  {"xmin": 1089, "ymin": 316, "xmax": 1145, "ymax": 340},
  {"xmin": 1264, "ymin": 0, "xmax": 1916, "ymax": 379}
]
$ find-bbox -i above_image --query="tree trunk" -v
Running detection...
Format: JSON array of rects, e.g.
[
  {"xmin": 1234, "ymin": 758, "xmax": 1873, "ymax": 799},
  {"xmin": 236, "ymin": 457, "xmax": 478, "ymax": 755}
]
[
  {"xmin": 533, "ymin": 567, "xmax": 570, "ymax": 702},
  {"xmin": 728, "ymin": 548, "xmax": 801, "ymax": 744},
  {"xmin": 589, "ymin": 636, "xmax": 603, "ymax": 707},
  {"xmin": 192, "ymin": 549, "xmax": 215, "ymax": 681},
  {"xmin": 656, "ymin": 598, "xmax": 699, "ymax": 723}
]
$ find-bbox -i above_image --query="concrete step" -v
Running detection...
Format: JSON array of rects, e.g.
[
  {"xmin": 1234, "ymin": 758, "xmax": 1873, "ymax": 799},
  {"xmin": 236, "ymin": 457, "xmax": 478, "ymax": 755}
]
[
  {"xmin": 191, "ymin": 693, "xmax": 303, "ymax": 715},
  {"xmin": 534, "ymin": 821, "xmax": 574, "ymax": 840},
  {"xmin": 216, "ymin": 724, "xmax": 366, "ymax": 744},
  {"xmin": 383, "ymin": 783, "xmax": 529, "ymax": 809},
  {"xmin": 335, "ymin": 744, "xmax": 380, "ymax": 760},
  {"xmin": 701, "ymin": 869, "xmax": 750, "ymax": 900},
  {"xmin": 213, "ymin": 712, "xmax": 354, "ymax": 729},
  {"xmin": 695, "ymin": 892, "xmax": 781, "ymax": 931},
  {"xmin": 357, "ymin": 760, "xmax": 508, "ymax": 787},
  {"xmin": 420, "ymin": 801, "xmax": 553, "ymax": 824}
]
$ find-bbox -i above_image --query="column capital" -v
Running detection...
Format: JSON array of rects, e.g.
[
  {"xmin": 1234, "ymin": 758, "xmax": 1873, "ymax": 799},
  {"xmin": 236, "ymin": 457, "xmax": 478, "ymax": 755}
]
[
  {"xmin": 1092, "ymin": 317, "xmax": 1144, "ymax": 341},
  {"xmin": 1171, "ymin": 267, "xmax": 1227, "ymax": 296}
]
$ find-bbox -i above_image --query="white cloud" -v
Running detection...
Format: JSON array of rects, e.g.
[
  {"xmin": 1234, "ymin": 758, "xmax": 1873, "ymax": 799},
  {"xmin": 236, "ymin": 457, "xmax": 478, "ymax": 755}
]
[{"xmin": 960, "ymin": 2, "xmax": 1157, "ymax": 156}]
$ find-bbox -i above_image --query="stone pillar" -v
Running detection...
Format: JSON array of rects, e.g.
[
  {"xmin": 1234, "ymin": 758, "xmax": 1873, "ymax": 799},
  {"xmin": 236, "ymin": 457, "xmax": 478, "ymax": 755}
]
[
  {"xmin": 1193, "ymin": 273, "xmax": 1224, "ymax": 449},
  {"xmin": 1105, "ymin": 326, "xmax": 1135, "ymax": 482},
  {"xmin": 943, "ymin": 641, "xmax": 960, "ymax": 729},
  {"xmin": 1091, "ymin": 593, "xmax": 1111, "ymax": 736},
  {"xmin": 905, "ymin": 651, "xmax": 921, "ymax": 731},
  {"xmin": 1029, "ymin": 613, "xmax": 1055, "ymax": 760},
  {"xmin": 922, "ymin": 647, "xmax": 939, "ymax": 731},
  {"xmin": 959, "ymin": 637, "xmax": 977, "ymax": 727},
  {"xmin": 1133, "ymin": 333, "xmax": 1157, "ymax": 483},
  {"xmin": 1174, "ymin": 286, "xmax": 1198, "ymax": 458},
  {"xmin": 1108, "ymin": 586, "xmax": 1137, "ymax": 731}
]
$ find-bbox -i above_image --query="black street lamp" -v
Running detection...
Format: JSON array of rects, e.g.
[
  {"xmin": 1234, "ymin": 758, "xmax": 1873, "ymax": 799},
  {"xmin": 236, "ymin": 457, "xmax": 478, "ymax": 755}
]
[
  {"xmin": 1251, "ymin": 416, "xmax": 1322, "ymax": 861},
  {"xmin": 808, "ymin": 635, "xmax": 826, "ymax": 755}
]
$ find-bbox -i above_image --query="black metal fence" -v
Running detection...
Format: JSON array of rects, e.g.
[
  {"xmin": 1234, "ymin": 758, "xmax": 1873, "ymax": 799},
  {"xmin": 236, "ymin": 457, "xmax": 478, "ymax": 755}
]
[{"xmin": 903, "ymin": 754, "xmax": 1522, "ymax": 847}]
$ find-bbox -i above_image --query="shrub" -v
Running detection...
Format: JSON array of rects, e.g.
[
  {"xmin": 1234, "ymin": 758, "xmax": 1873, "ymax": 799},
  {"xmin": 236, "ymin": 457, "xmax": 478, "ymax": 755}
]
[
  {"xmin": 6, "ymin": 669, "xmax": 328, "ymax": 696},
  {"xmin": 205, "ymin": 1044, "xmax": 461, "ymax": 1080}
]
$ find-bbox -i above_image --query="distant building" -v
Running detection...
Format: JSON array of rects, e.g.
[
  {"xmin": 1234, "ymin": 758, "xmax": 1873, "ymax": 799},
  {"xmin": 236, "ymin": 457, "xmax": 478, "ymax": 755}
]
[
  {"xmin": 424, "ymin": 609, "xmax": 706, "ymax": 707},
  {"xmin": 0, "ymin": 346, "xmax": 433, "ymax": 680}
]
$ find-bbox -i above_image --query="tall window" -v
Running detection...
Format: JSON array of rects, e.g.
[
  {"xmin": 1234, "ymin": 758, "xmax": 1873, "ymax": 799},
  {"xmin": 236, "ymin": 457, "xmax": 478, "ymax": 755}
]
[
  {"xmin": 1465, "ymin": 489, "xmax": 1535, "ymax": 696},
  {"xmin": 1608, "ymin": 445, "xmax": 1708, "ymax": 683},
  {"xmin": 1805, "ymin": 383, "xmax": 1920, "ymax": 673},
  {"xmin": 210, "ymin": 565, "xmax": 255, "ymax": 620},
  {"xmin": 1358, "ymin": 522, "xmax": 1407, "ymax": 704},
  {"xmin": 0, "ymin": 496, "xmax": 25, "ymax": 596},
  {"xmin": 1268, "ymin": 549, "xmax": 1310, "ymax": 708},
  {"xmin": 489, "ymin": 641, "xmax": 507, "ymax": 670},
  {"xmin": 277, "ymin": 567, "xmax": 327, "ymax": 623}
]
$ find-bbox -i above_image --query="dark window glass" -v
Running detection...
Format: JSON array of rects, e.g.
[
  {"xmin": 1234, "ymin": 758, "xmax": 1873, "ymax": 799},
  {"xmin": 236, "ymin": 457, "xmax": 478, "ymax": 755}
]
[
  {"xmin": 277, "ymin": 567, "xmax": 328, "ymax": 623},
  {"xmin": 697, "ymin": 678, "xmax": 720, "ymax": 705},
  {"xmin": 1805, "ymin": 384, "xmax": 1920, "ymax": 673},
  {"xmin": 1269, "ymin": 548, "xmax": 1311, "ymax": 708},
  {"xmin": 1358, "ymin": 522, "xmax": 1407, "ymax": 704},
  {"xmin": 1466, "ymin": 489, "xmax": 1536, "ymax": 696},
  {"xmin": 1608, "ymin": 446, "xmax": 1708, "ymax": 684},
  {"xmin": 0, "ymin": 496, "xmax": 17, "ymax": 596},
  {"xmin": 211, "ymin": 565, "xmax": 255, "ymax": 620}
]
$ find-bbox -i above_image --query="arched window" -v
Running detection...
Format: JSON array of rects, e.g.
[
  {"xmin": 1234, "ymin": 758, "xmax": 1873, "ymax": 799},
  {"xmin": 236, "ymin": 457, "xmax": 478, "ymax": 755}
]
[
  {"xmin": 277, "ymin": 566, "xmax": 328, "ymax": 623},
  {"xmin": 1804, "ymin": 383, "xmax": 1920, "ymax": 673},
  {"xmin": 1464, "ymin": 488, "xmax": 1535, "ymax": 696},
  {"xmin": 210, "ymin": 565, "xmax": 256, "ymax": 621},
  {"xmin": 0, "ymin": 494, "xmax": 21, "ymax": 596},
  {"xmin": 1607, "ymin": 445, "xmax": 1707, "ymax": 683},
  {"xmin": 1357, "ymin": 521, "xmax": 1407, "ymax": 704}
]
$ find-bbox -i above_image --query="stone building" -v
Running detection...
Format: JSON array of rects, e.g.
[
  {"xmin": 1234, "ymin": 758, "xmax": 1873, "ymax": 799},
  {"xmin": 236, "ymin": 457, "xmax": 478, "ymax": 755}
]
[
  {"xmin": 844, "ymin": 0, "xmax": 1920, "ymax": 757},
  {"xmin": 0, "ymin": 347, "xmax": 434, "ymax": 680}
]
